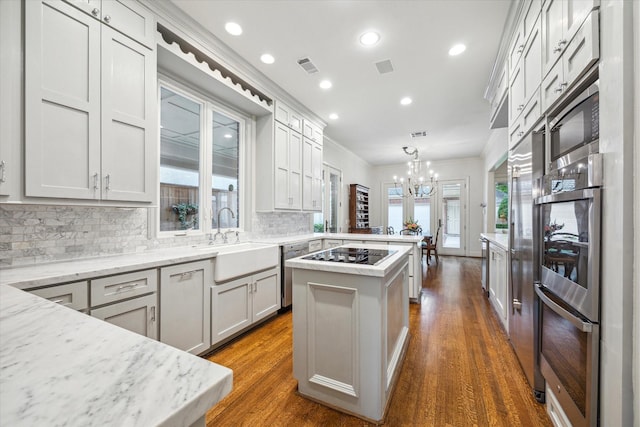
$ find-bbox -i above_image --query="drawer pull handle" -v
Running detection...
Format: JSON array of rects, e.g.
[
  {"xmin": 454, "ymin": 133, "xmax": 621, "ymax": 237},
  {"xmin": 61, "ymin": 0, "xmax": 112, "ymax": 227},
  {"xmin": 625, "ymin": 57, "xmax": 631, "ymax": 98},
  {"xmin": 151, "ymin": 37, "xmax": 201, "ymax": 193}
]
[
  {"xmin": 150, "ymin": 306, "xmax": 156, "ymax": 322},
  {"xmin": 117, "ymin": 283, "xmax": 138, "ymax": 292},
  {"xmin": 180, "ymin": 271, "xmax": 194, "ymax": 280},
  {"xmin": 51, "ymin": 299, "xmax": 64, "ymax": 304}
]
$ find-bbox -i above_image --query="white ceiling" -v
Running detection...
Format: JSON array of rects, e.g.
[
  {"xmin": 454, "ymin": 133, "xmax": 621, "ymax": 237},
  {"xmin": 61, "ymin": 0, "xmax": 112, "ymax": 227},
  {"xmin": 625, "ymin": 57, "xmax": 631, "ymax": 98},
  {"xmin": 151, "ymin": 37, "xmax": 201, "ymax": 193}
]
[{"xmin": 170, "ymin": 0, "xmax": 511, "ymax": 166}]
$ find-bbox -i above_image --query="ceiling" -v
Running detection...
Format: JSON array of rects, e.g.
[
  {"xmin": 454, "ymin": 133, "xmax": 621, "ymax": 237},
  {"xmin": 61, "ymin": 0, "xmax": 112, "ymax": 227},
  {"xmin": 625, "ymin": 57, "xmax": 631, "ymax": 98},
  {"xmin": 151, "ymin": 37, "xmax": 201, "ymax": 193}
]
[{"xmin": 170, "ymin": 0, "xmax": 511, "ymax": 166}]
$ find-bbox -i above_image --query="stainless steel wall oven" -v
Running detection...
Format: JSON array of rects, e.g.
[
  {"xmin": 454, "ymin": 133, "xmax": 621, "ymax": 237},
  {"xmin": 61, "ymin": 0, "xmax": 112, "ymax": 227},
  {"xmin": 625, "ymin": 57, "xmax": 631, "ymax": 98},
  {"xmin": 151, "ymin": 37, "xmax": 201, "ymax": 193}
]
[{"xmin": 536, "ymin": 129, "xmax": 601, "ymax": 427}]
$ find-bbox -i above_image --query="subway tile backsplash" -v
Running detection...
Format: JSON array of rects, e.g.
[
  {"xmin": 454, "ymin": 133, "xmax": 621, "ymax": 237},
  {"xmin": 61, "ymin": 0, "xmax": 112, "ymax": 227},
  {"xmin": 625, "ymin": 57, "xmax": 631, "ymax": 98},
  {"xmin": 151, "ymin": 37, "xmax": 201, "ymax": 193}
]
[{"xmin": 0, "ymin": 205, "xmax": 313, "ymax": 267}]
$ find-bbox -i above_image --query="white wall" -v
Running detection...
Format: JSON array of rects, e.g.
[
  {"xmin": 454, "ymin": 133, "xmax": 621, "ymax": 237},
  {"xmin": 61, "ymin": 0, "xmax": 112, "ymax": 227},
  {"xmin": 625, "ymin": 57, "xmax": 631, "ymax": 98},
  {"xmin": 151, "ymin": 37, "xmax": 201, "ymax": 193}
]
[
  {"xmin": 599, "ymin": 1, "xmax": 636, "ymax": 425},
  {"xmin": 322, "ymin": 137, "xmax": 374, "ymax": 232},
  {"xmin": 372, "ymin": 157, "xmax": 484, "ymax": 256}
]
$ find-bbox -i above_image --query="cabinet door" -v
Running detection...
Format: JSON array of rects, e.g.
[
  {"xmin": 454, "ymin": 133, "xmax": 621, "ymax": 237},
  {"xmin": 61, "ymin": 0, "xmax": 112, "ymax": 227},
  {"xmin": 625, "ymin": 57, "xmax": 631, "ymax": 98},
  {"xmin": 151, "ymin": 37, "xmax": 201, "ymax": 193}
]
[
  {"xmin": 541, "ymin": 59, "xmax": 564, "ymax": 112},
  {"xmin": 563, "ymin": 0, "xmax": 598, "ymax": 45},
  {"xmin": 160, "ymin": 261, "xmax": 212, "ymax": 354},
  {"xmin": 541, "ymin": 0, "xmax": 564, "ymax": 76},
  {"xmin": 562, "ymin": 10, "xmax": 599, "ymax": 87},
  {"xmin": 311, "ymin": 143, "xmax": 323, "ymax": 211},
  {"xmin": 252, "ymin": 269, "xmax": 280, "ymax": 322},
  {"xmin": 101, "ymin": 26, "xmax": 156, "ymax": 202},
  {"xmin": 211, "ymin": 276, "xmax": 252, "ymax": 344},
  {"xmin": 100, "ymin": 0, "xmax": 155, "ymax": 49},
  {"xmin": 274, "ymin": 122, "xmax": 291, "ymax": 209},
  {"xmin": 302, "ymin": 138, "xmax": 314, "ymax": 211},
  {"xmin": 91, "ymin": 293, "xmax": 158, "ymax": 339},
  {"xmin": 522, "ymin": 17, "xmax": 542, "ymax": 103},
  {"xmin": 521, "ymin": 89, "xmax": 542, "ymax": 134},
  {"xmin": 25, "ymin": 0, "xmax": 101, "ymax": 199},
  {"xmin": 508, "ymin": 28, "xmax": 524, "ymax": 76},
  {"xmin": 289, "ymin": 130, "xmax": 303, "ymax": 209},
  {"xmin": 509, "ymin": 62, "xmax": 525, "ymax": 123}
]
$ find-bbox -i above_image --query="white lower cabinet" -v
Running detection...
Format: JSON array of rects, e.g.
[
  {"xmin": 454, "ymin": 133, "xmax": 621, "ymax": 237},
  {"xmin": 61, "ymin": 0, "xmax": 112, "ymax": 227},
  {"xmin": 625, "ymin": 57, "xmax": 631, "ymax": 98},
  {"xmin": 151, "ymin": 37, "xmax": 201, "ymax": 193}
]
[
  {"xmin": 160, "ymin": 261, "xmax": 212, "ymax": 355},
  {"xmin": 489, "ymin": 244, "xmax": 508, "ymax": 332},
  {"xmin": 211, "ymin": 267, "xmax": 280, "ymax": 345},
  {"xmin": 29, "ymin": 281, "xmax": 89, "ymax": 312},
  {"xmin": 91, "ymin": 293, "xmax": 157, "ymax": 340}
]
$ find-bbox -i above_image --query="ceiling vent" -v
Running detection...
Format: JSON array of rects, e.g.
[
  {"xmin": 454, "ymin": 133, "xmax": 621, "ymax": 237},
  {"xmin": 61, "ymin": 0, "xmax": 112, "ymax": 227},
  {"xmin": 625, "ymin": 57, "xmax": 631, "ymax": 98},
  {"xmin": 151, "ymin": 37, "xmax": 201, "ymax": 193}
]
[
  {"xmin": 375, "ymin": 59, "xmax": 394, "ymax": 74},
  {"xmin": 410, "ymin": 131, "xmax": 428, "ymax": 138},
  {"xmin": 297, "ymin": 57, "xmax": 319, "ymax": 74}
]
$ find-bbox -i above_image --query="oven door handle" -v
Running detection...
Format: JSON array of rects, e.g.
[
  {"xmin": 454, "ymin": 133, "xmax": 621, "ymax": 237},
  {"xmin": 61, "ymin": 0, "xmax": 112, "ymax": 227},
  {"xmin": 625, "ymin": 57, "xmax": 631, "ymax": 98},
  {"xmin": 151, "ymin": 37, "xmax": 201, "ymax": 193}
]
[{"xmin": 535, "ymin": 284, "xmax": 593, "ymax": 333}]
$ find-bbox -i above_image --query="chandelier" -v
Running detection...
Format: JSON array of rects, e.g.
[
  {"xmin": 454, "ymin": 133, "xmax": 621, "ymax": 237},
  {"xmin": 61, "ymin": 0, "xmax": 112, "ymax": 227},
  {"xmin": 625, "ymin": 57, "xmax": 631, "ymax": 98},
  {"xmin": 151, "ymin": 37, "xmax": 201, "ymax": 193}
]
[{"xmin": 393, "ymin": 146, "xmax": 438, "ymax": 198}]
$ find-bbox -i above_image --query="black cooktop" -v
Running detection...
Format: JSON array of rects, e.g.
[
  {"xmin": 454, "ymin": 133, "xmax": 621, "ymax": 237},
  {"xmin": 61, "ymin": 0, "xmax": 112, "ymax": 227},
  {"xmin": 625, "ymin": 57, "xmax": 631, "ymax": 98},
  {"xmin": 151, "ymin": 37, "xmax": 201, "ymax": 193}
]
[{"xmin": 303, "ymin": 248, "xmax": 396, "ymax": 266}]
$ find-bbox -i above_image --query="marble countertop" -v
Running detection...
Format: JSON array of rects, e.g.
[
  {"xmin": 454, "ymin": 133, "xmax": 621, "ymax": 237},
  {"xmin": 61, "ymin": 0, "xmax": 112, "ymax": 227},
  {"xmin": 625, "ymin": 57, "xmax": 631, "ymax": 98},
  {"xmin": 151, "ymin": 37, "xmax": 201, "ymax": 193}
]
[
  {"xmin": 285, "ymin": 243, "xmax": 411, "ymax": 277},
  {"xmin": 255, "ymin": 232, "xmax": 424, "ymax": 246},
  {"xmin": 0, "ymin": 284, "xmax": 233, "ymax": 427},
  {"xmin": 481, "ymin": 233, "xmax": 509, "ymax": 251},
  {"xmin": 0, "ymin": 243, "xmax": 276, "ymax": 290}
]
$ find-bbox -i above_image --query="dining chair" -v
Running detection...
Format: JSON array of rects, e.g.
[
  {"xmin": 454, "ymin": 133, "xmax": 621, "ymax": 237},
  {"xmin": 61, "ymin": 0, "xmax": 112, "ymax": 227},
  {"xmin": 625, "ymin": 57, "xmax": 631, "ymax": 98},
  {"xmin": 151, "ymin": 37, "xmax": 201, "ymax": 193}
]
[{"xmin": 423, "ymin": 225, "xmax": 441, "ymax": 265}]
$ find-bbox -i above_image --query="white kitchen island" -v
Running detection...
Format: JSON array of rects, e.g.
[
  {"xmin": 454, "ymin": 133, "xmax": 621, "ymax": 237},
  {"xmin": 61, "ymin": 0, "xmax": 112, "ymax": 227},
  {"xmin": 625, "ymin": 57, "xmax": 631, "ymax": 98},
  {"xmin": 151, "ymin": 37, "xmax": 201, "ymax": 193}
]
[{"xmin": 286, "ymin": 243, "xmax": 410, "ymax": 424}]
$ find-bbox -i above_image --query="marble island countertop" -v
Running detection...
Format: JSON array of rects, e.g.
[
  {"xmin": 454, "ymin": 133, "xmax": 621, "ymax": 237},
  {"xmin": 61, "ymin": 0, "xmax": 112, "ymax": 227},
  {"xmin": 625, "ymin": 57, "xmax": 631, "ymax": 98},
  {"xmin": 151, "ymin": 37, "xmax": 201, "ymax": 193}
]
[
  {"xmin": 0, "ymin": 284, "xmax": 232, "ymax": 427},
  {"xmin": 285, "ymin": 243, "xmax": 411, "ymax": 277}
]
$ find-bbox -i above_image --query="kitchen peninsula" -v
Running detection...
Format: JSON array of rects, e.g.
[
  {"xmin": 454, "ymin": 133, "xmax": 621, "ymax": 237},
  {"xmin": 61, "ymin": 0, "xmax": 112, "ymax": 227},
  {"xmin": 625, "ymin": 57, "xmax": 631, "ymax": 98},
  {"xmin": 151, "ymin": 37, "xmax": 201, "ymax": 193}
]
[
  {"xmin": 0, "ymin": 285, "xmax": 232, "ymax": 427},
  {"xmin": 286, "ymin": 243, "xmax": 410, "ymax": 423}
]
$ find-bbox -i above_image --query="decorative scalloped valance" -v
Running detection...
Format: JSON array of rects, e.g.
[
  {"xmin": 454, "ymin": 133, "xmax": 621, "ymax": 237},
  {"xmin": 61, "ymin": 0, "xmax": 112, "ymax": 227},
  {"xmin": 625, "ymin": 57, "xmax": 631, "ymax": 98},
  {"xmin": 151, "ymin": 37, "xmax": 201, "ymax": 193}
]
[{"xmin": 157, "ymin": 23, "xmax": 272, "ymax": 108}]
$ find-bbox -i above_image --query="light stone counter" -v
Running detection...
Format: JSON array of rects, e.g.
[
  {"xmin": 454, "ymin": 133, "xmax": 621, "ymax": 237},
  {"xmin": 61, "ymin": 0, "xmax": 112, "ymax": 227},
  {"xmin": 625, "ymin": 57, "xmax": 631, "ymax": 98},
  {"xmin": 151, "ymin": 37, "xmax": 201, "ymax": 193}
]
[
  {"xmin": 285, "ymin": 243, "xmax": 412, "ymax": 277},
  {"xmin": 0, "ymin": 284, "xmax": 232, "ymax": 427},
  {"xmin": 481, "ymin": 232, "xmax": 509, "ymax": 251},
  {"xmin": 254, "ymin": 232, "xmax": 424, "ymax": 246}
]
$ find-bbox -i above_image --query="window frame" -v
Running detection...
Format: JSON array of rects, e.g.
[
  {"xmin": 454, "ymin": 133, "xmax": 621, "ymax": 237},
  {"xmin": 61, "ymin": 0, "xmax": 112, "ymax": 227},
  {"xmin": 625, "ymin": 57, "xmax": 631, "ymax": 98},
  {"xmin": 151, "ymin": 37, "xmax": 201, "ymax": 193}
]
[{"xmin": 157, "ymin": 76, "xmax": 248, "ymax": 238}]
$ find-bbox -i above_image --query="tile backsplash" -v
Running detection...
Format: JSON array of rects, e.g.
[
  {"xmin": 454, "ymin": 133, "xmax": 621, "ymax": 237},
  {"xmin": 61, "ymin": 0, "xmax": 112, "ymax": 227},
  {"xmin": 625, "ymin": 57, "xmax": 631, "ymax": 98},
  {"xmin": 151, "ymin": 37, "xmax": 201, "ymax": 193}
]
[{"xmin": 0, "ymin": 205, "xmax": 313, "ymax": 267}]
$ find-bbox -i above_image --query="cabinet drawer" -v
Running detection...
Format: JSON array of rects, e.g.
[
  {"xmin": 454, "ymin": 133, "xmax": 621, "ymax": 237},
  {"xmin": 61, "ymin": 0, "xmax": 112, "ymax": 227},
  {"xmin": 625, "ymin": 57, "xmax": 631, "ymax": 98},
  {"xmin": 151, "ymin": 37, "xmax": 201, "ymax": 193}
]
[
  {"xmin": 91, "ymin": 269, "xmax": 157, "ymax": 307},
  {"xmin": 30, "ymin": 281, "xmax": 88, "ymax": 311},
  {"xmin": 308, "ymin": 240, "xmax": 323, "ymax": 252},
  {"xmin": 323, "ymin": 239, "xmax": 343, "ymax": 249}
]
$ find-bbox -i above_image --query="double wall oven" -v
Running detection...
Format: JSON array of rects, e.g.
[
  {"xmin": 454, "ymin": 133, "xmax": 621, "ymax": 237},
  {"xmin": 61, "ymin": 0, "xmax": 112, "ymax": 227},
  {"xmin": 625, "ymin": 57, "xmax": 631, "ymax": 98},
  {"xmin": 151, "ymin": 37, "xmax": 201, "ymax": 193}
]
[{"xmin": 535, "ymin": 80, "xmax": 601, "ymax": 427}]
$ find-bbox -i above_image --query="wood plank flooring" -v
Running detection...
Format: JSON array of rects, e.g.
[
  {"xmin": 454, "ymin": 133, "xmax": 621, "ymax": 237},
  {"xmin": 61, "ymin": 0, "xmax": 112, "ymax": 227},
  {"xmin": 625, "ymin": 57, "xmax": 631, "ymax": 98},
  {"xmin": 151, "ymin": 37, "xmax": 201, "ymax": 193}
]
[{"xmin": 205, "ymin": 256, "xmax": 551, "ymax": 426}]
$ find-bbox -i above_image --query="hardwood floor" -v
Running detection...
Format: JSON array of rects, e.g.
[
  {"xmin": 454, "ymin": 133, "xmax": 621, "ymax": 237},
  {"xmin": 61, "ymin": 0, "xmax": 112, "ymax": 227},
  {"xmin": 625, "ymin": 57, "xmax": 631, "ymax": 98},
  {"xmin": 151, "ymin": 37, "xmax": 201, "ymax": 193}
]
[{"xmin": 205, "ymin": 256, "xmax": 551, "ymax": 426}]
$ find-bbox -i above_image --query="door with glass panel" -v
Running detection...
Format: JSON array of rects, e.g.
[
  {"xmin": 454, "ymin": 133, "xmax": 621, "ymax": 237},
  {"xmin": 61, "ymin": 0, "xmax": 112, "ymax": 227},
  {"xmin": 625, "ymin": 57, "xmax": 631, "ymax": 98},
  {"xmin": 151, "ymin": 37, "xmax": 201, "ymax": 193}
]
[
  {"xmin": 322, "ymin": 165, "xmax": 341, "ymax": 233},
  {"xmin": 437, "ymin": 179, "xmax": 466, "ymax": 256},
  {"xmin": 383, "ymin": 183, "xmax": 405, "ymax": 234}
]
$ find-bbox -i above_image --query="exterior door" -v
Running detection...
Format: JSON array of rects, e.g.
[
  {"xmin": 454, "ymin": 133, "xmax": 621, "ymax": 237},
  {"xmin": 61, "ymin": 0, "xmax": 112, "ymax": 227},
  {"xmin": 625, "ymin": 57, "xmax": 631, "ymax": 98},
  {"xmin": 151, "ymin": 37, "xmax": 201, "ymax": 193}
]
[
  {"xmin": 437, "ymin": 179, "xmax": 467, "ymax": 256},
  {"xmin": 383, "ymin": 183, "xmax": 405, "ymax": 234}
]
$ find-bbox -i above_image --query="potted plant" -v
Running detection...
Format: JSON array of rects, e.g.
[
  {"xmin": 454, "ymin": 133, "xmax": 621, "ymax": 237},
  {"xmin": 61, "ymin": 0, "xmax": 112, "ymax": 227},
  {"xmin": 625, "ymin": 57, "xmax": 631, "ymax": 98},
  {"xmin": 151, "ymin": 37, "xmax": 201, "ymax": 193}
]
[
  {"xmin": 403, "ymin": 217, "xmax": 420, "ymax": 232},
  {"xmin": 172, "ymin": 202, "xmax": 199, "ymax": 230}
]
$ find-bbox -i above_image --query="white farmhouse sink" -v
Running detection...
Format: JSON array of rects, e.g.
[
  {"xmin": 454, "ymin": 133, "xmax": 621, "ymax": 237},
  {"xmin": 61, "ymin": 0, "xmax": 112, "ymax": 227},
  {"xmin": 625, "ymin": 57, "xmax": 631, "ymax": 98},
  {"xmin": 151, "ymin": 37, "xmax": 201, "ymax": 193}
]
[{"xmin": 212, "ymin": 242, "xmax": 279, "ymax": 282}]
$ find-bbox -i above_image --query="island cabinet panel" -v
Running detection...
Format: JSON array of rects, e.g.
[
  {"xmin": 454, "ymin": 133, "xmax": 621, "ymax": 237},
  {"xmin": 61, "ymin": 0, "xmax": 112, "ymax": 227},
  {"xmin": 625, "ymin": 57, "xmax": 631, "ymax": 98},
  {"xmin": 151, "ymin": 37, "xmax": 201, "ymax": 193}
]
[
  {"xmin": 91, "ymin": 293, "xmax": 157, "ymax": 340},
  {"xmin": 306, "ymin": 283, "xmax": 359, "ymax": 397},
  {"xmin": 160, "ymin": 260, "xmax": 212, "ymax": 355}
]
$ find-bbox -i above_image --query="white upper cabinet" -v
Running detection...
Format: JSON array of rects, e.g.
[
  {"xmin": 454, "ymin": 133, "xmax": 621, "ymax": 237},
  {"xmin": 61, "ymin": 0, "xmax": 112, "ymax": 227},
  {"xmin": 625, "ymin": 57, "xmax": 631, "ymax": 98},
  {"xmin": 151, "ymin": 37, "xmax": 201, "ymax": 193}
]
[
  {"xmin": 24, "ymin": 0, "xmax": 156, "ymax": 203},
  {"xmin": 541, "ymin": 9, "xmax": 599, "ymax": 112},
  {"xmin": 275, "ymin": 101, "xmax": 303, "ymax": 134},
  {"xmin": 63, "ymin": 0, "xmax": 155, "ymax": 48},
  {"xmin": 542, "ymin": 0, "xmax": 599, "ymax": 77},
  {"xmin": 256, "ymin": 101, "xmax": 324, "ymax": 212}
]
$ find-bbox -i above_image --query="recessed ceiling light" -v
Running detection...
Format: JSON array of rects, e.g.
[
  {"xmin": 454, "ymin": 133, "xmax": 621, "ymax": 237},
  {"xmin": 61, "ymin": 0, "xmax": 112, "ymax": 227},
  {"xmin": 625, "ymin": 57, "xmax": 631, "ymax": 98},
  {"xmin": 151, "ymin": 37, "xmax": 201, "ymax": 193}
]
[
  {"xmin": 260, "ymin": 53, "xmax": 275, "ymax": 64},
  {"xmin": 329, "ymin": 113, "xmax": 339, "ymax": 120},
  {"xmin": 225, "ymin": 22, "xmax": 243, "ymax": 36},
  {"xmin": 224, "ymin": 133, "xmax": 232, "ymax": 139},
  {"xmin": 448, "ymin": 43, "xmax": 466, "ymax": 56},
  {"xmin": 400, "ymin": 97, "xmax": 413, "ymax": 106},
  {"xmin": 359, "ymin": 31, "xmax": 380, "ymax": 46},
  {"xmin": 319, "ymin": 80, "xmax": 332, "ymax": 89}
]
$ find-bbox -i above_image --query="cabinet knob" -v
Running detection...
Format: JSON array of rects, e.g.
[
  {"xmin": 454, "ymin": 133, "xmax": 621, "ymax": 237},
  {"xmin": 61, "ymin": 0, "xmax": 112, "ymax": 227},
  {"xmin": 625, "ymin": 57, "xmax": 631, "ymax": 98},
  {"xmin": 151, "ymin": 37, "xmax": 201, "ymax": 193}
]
[
  {"xmin": 517, "ymin": 44, "xmax": 524, "ymax": 54},
  {"xmin": 553, "ymin": 45, "xmax": 563, "ymax": 53},
  {"xmin": 517, "ymin": 104, "xmax": 524, "ymax": 111},
  {"xmin": 91, "ymin": 8, "xmax": 100, "ymax": 17},
  {"xmin": 103, "ymin": 15, "xmax": 111, "ymax": 24}
]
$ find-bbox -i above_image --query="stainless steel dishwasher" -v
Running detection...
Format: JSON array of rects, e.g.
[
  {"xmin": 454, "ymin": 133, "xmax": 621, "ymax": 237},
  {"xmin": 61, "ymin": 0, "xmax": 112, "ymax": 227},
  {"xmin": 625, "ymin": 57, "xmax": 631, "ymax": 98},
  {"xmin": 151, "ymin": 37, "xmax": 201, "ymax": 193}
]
[{"xmin": 281, "ymin": 242, "xmax": 309, "ymax": 308}]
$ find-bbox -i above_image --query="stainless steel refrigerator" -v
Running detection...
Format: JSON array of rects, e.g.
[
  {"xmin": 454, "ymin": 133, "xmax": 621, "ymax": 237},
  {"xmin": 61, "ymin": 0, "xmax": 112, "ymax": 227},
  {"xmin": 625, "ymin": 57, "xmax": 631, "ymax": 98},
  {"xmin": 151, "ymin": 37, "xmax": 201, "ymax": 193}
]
[{"xmin": 508, "ymin": 128, "xmax": 545, "ymax": 402}]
